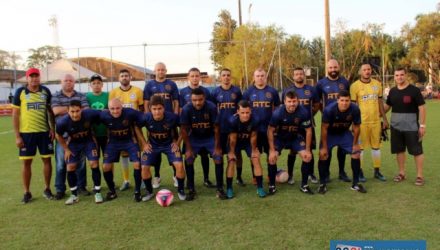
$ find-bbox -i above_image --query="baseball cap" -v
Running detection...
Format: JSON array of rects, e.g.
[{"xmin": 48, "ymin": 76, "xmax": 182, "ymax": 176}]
[
  {"xmin": 90, "ymin": 74, "xmax": 103, "ymax": 82},
  {"xmin": 26, "ymin": 68, "xmax": 40, "ymax": 77}
]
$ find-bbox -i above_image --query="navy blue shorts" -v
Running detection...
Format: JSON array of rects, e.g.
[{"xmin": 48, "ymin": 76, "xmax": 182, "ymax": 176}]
[
  {"xmin": 141, "ymin": 144, "xmax": 183, "ymax": 166},
  {"xmin": 66, "ymin": 141, "xmax": 99, "ymax": 164},
  {"xmin": 185, "ymin": 137, "xmax": 222, "ymax": 164},
  {"xmin": 228, "ymin": 142, "xmax": 252, "ymax": 158},
  {"xmin": 321, "ymin": 131, "xmax": 354, "ymax": 154},
  {"xmin": 19, "ymin": 132, "xmax": 54, "ymax": 160},
  {"xmin": 275, "ymin": 136, "xmax": 306, "ymax": 154},
  {"xmin": 103, "ymin": 141, "xmax": 140, "ymax": 163}
]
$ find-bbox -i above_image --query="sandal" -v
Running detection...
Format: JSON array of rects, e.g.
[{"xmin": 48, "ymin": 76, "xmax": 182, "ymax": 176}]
[
  {"xmin": 415, "ymin": 177, "xmax": 425, "ymax": 186},
  {"xmin": 393, "ymin": 174, "xmax": 406, "ymax": 182}
]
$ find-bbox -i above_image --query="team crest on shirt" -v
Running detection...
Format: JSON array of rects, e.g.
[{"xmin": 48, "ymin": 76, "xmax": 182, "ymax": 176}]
[
  {"xmin": 142, "ymin": 154, "xmax": 148, "ymax": 161},
  {"xmin": 339, "ymin": 84, "xmax": 345, "ymax": 90},
  {"xmin": 265, "ymin": 92, "xmax": 272, "ymax": 99},
  {"xmin": 304, "ymin": 90, "xmax": 311, "ymax": 96},
  {"xmin": 346, "ymin": 115, "xmax": 352, "ymax": 121},
  {"xmin": 130, "ymin": 93, "xmax": 136, "ymax": 100},
  {"xmin": 204, "ymin": 113, "xmax": 210, "ymax": 120},
  {"xmin": 40, "ymin": 94, "xmax": 47, "ymax": 100},
  {"xmin": 372, "ymin": 86, "xmax": 378, "ymax": 91},
  {"xmin": 123, "ymin": 119, "xmax": 129, "ymax": 126},
  {"xmin": 165, "ymin": 84, "xmax": 172, "ymax": 91},
  {"xmin": 231, "ymin": 93, "xmax": 237, "ymax": 100},
  {"xmin": 84, "ymin": 122, "xmax": 90, "ymax": 129}
]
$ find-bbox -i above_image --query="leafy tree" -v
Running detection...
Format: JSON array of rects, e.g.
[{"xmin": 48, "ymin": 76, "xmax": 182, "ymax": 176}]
[
  {"xmin": 26, "ymin": 45, "xmax": 65, "ymax": 69},
  {"xmin": 210, "ymin": 10, "xmax": 237, "ymax": 71}
]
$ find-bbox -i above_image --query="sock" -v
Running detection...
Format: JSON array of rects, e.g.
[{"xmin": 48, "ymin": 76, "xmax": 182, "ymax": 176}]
[
  {"xmin": 226, "ymin": 177, "xmax": 233, "ymax": 189},
  {"xmin": 154, "ymin": 157, "xmax": 162, "ymax": 178},
  {"xmin": 91, "ymin": 167, "xmax": 101, "ymax": 189},
  {"xmin": 185, "ymin": 163, "xmax": 195, "ymax": 190},
  {"xmin": 103, "ymin": 171, "xmax": 115, "ymax": 192},
  {"xmin": 236, "ymin": 167, "xmax": 243, "ymax": 179},
  {"xmin": 133, "ymin": 169, "xmax": 141, "ymax": 193},
  {"xmin": 215, "ymin": 163, "xmax": 224, "ymax": 190},
  {"xmin": 67, "ymin": 170, "xmax": 78, "ymax": 195},
  {"xmin": 309, "ymin": 155, "xmax": 315, "ymax": 176},
  {"xmin": 351, "ymin": 158, "xmax": 361, "ymax": 185},
  {"xmin": 143, "ymin": 178, "xmax": 152, "ymax": 193},
  {"xmin": 268, "ymin": 164, "xmax": 277, "ymax": 186},
  {"xmin": 177, "ymin": 177, "xmax": 185, "ymax": 192},
  {"xmin": 371, "ymin": 149, "xmax": 381, "ymax": 169},
  {"xmin": 201, "ymin": 153, "xmax": 210, "ymax": 180},
  {"xmin": 256, "ymin": 175, "xmax": 263, "ymax": 188},
  {"xmin": 301, "ymin": 161, "xmax": 310, "ymax": 187},
  {"xmin": 121, "ymin": 157, "xmax": 130, "ymax": 182},
  {"xmin": 318, "ymin": 160, "xmax": 328, "ymax": 185},
  {"xmin": 337, "ymin": 147, "xmax": 346, "ymax": 175},
  {"xmin": 287, "ymin": 153, "xmax": 296, "ymax": 177}
]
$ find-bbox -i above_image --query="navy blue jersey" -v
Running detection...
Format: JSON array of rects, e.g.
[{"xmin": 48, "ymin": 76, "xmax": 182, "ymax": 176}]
[
  {"xmin": 179, "ymin": 86, "xmax": 212, "ymax": 108},
  {"xmin": 322, "ymin": 102, "xmax": 361, "ymax": 134},
  {"xmin": 211, "ymin": 85, "xmax": 242, "ymax": 133},
  {"xmin": 180, "ymin": 101, "xmax": 218, "ymax": 139},
  {"xmin": 140, "ymin": 111, "xmax": 179, "ymax": 147},
  {"xmin": 56, "ymin": 109, "xmax": 101, "ymax": 143},
  {"xmin": 100, "ymin": 108, "xmax": 144, "ymax": 143},
  {"xmin": 282, "ymin": 84, "xmax": 319, "ymax": 118},
  {"xmin": 242, "ymin": 85, "xmax": 280, "ymax": 132},
  {"xmin": 269, "ymin": 105, "xmax": 311, "ymax": 142},
  {"xmin": 316, "ymin": 76, "xmax": 350, "ymax": 107},
  {"xmin": 228, "ymin": 114, "xmax": 258, "ymax": 144},
  {"xmin": 143, "ymin": 79, "xmax": 179, "ymax": 112}
]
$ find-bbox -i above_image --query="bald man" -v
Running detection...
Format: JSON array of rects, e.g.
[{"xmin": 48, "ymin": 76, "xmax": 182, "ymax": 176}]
[{"xmin": 52, "ymin": 74, "xmax": 90, "ymax": 200}]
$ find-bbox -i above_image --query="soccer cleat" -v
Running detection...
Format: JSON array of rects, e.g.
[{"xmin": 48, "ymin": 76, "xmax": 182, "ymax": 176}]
[
  {"xmin": 317, "ymin": 184, "xmax": 327, "ymax": 194},
  {"xmin": 226, "ymin": 188, "xmax": 234, "ymax": 199},
  {"xmin": 22, "ymin": 192, "xmax": 32, "ymax": 204},
  {"xmin": 177, "ymin": 190, "xmax": 186, "ymax": 201},
  {"xmin": 374, "ymin": 171, "xmax": 386, "ymax": 181},
  {"xmin": 236, "ymin": 177, "xmax": 246, "ymax": 187},
  {"xmin": 152, "ymin": 177, "xmax": 161, "ymax": 189},
  {"xmin": 94, "ymin": 192, "xmax": 104, "ymax": 204},
  {"xmin": 78, "ymin": 187, "xmax": 91, "ymax": 196},
  {"xmin": 106, "ymin": 191, "xmax": 117, "ymax": 201},
  {"xmin": 339, "ymin": 173, "xmax": 351, "ymax": 182},
  {"xmin": 173, "ymin": 176, "xmax": 178, "ymax": 188},
  {"xmin": 309, "ymin": 175, "xmax": 319, "ymax": 184},
  {"xmin": 54, "ymin": 192, "xmax": 65, "ymax": 200},
  {"xmin": 268, "ymin": 185, "xmax": 277, "ymax": 195},
  {"xmin": 65, "ymin": 194, "xmax": 79, "ymax": 205},
  {"xmin": 287, "ymin": 176, "xmax": 295, "ymax": 185},
  {"xmin": 134, "ymin": 192, "xmax": 142, "ymax": 202},
  {"xmin": 257, "ymin": 188, "xmax": 267, "ymax": 198},
  {"xmin": 216, "ymin": 189, "xmax": 228, "ymax": 200},
  {"xmin": 43, "ymin": 188, "xmax": 54, "ymax": 200},
  {"xmin": 351, "ymin": 184, "xmax": 367, "ymax": 193},
  {"xmin": 119, "ymin": 181, "xmax": 130, "ymax": 191},
  {"xmin": 203, "ymin": 179, "xmax": 216, "ymax": 188},
  {"xmin": 186, "ymin": 190, "xmax": 196, "ymax": 201},
  {"xmin": 142, "ymin": 191, "xmax": 154, "ymax": 202},
  {"xmin": 300, "ymin": 185, "xmax": 314, "ymax": 195}
]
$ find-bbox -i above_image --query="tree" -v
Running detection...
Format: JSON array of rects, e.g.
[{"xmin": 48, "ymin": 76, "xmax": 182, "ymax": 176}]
[
  {"xmin": 210, "ymin": 10, "xmax": 237, "ymax": 71},
  {"xmin": 26, "ymin": 45, "xmax": 65, "ymax": 69},
  {"xmin": 0, "ymin": 50, "xmax": 22, "ymax": 69},
  {"xmin": 0, "ymin": 50, "xmax": 10, "ymax": 69}
]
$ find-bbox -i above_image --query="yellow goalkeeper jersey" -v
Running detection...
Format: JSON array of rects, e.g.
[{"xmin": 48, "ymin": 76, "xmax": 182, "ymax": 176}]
[{"xmin": 350, "ymin": 79, "xmax": 383, "ymax": 124}]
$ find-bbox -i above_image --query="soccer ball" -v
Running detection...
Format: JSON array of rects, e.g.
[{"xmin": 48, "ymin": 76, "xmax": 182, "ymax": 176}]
[
  {"xmin": 156, "ymin": 189, "xmax": 174, "ymax": 207},
  {"xmin": 276, "ymin": 169, "xmax": 289, "ymax": 183}
]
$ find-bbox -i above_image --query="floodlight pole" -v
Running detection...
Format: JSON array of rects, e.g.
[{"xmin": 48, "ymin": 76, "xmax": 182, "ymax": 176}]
[{"xmin": 324, "ymin": 0, "xmax": 331, "ymax": 75}]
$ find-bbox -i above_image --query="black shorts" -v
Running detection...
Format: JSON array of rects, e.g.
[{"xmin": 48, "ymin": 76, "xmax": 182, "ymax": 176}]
[
  {"xmin": 19, "ymin": 132, "xmax": 54, "ymax": 159},
  {"xmin": 95, "ymin": 136, "xmax": 108, "ymax": 157},
  {"xmin": 390, "ymin": 127, "xmax": 423, "ymax": 156},
  {"xmin": 257, "ymin": 132, "xmax": 269, "ymax": 154}
]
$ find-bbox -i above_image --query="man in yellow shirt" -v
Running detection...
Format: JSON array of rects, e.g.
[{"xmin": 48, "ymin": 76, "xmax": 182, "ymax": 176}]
[
  {"xmin": 109, "ymin": 69, "xmax": 144, "ymax": 191},
  {"xmin": 350, "ymin": 63, "xmax": 388, "ymax": 181}
]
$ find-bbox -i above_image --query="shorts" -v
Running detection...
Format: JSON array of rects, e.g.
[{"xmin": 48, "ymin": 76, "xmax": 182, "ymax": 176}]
[
  {"xmin": 184, "ymin": 137, "xmax": 222, "ymax": 164},
  {"xmin": 228, "ymin": 142, "xmax": 252, "ymax": 158},
  {"xmin": 359, "ymin": 123, "xmax": 381, "ymax": 150},
  {"xmin": 103, "ymin": 141, "xmax": 140, "ymax": 163},
  {"xmin": 321, "ymin": 131, "xmax": 355, "ymax": 154},
  {"xmin": 19, "ymin": 132, "xmax": 54, "ymax": 160},
  {"xmin": 66, "ymin": 141, "xmax": 99, "ymax": 164},
  {"xmin": 275, "ymin": 136, "xmax": 306, "ymax": 154},
  {"xmin": 95, "ymin": 136, "xmax": 108, "ymax": 157},
  {"xmin": 257, "ymin": 131, "xmax": 269, "ymax": 154},
  {"xmin": 390, "ymin": 127, "xmax": 423, "ymax": 156},
  {"xmin": 141, "ymin": 144, "xmax": 182, "ymax": 166}
]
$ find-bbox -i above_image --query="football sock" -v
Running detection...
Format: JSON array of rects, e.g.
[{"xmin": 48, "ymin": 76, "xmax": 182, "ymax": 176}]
[
  {"xmin": 201, "ymin": 153, "xmax": 210, "ymax": 180},
  {"xmin": 301, "ymin": 161, "xmax": 310, "ymax": 186},
  {"xmin": 351, "ymin": 158, "xmax": 361, "ymax": 185},
  {"xmin": 226, "ymin": 177, "xmax": 233, "ymax": 189},
  {"xmin": 215, "ymin": 163, "xmax": 224, "ymax": 190},
  {"xmin": 268, "ymin": 164, "xmax": 277, "ymax": 186},
  {"xmin": 337, "ymin": 147, "xmax": 346, "ymax": 174},
  {"xmin": 256, "ymin": 175, "xmax": 263, "ymax": 188},
  {"xmin": 133, "ymin": 169, "xmax": 141, "ymax": 193},
  {"xmin": 177, "ymin": 177, "xmax": 185, "ymax": 192},
  {"xmin": 185, "ymin": 163, "xmax": 195, "ymax": 190},
  {"xmin": 309, "ymin": 155, "xmax": 315, "ymax": 175},
  {"xmin": 154, "ymin": 157, "xmax": 162, "ymax": 178},
  {"xmin": 91, "ymin": 167, "xmax": 101, "ymax": 187},
  {"xmin": 143, "ymin": 178, "xmax": 153, "ymax": 193},
  {"xmin": 287, "ymin": 153, "xmax": 296, "ymax": 177},
  {"xmin": 67, "ymin": 170, "xmax": 77, "ymax": 195},
  {"xmin": 318, "ymin": 160, "xmax": 328, "ymax": 184},
  {"xmin": 103, "ymin": 171, "xmax": 115, "ymax": 192},
  {"xmin": 237, "ymin": 166, "xmax": 243, "ymax": 179}
]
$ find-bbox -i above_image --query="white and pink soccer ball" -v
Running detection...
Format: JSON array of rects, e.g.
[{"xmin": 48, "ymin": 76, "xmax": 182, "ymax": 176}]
[
  {"xmin": 276, "ymin": 169, "xmax": 289, "ymax": 183},
  {"xmin": 156, "ymin": 189, "xmax": 174, "ymax": 207}
]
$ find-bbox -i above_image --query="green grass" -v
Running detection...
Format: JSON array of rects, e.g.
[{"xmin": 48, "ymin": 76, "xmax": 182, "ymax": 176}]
[{"xmin": 1, "ymin": 101, "xmax": 439, "ymax": 249}]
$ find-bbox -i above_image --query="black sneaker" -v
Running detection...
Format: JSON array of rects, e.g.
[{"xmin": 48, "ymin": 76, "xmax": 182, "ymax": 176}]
[
  {"xmin": 186, "ymin": 190, "xmax": 196, "ymax": 201},
  {"xmin": 133, "ymin": 192, "xmax": 142, "ymax": 202},
  {"xmin": 374, "ymin": 170, "xmax": 386, "ymax": 181},
  {"xmin": 78, "ymin": 187, "xmax": 91, "ymax": 196},
  {"xmin": 236, "ymin": 177, "xmax": 246, "ymax": 187},
  {"xmin": 43, "ymin": 188, "xmax": 54, "ymax": 200},
  {"xmin": 268, "ymin": 185, "xmax": 277, "ymax": 195},
  {"xmin": 203, "ymin": 179, "xmax": 216, "ymax": 188},
  {"xmin": 54, "ymin": 192, "xmax": 65, "ymax": 200},
  {"xmin": 351, "ymin": 184, "xmax": 367, "ymax": 193},
  {"xmin": 22, "ymin": 192, "xmax": 32, "ymax": 204},
  {"xmin": 339, "ymin": 173, "xmax": 351, "ymax": 182},
  {"xmin": 317, "ymin": 184, "xmax": 327, "ymax": 194},
  {"xmin": 300, "ymin": 185, "xmax": 314, "ymax": 195},
  {"xmin": 106, "ymin": 191, "xmax": 117, "ymax": 201},
  {"xmin": 216, "ymin": 189, "xmax": 228, "ymax": 200}
]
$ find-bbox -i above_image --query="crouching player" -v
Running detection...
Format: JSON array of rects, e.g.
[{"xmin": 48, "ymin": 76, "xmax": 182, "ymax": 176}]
[
  {"xmin": 318, "ymin": 90, "xmax": 366, "ymax": 194},
  {"xmin": 55, "ymin": 100, "xmax": 102, "ymax": 205},
  {"xmin": 100, "ymin": 99, "xmax": 144, "ymax": 201},
  {"xmin": 227, "ymin": 100, "xmax": 266, "ymax": 198},
  {"xmin": 137, "ymin": 96, "xmax": 187, "ymax": 201},
  {"xmin": 267, "ymin": 90, "xmax": 313, "ymax": 194}
]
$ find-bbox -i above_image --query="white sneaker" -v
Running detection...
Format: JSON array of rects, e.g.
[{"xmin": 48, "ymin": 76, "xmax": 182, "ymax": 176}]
[
  {"xmin": 65, "ymin": 194, "xmax": 79, "ymax": 205},
  {"xmin": 142, "ymin": 192, "xmax": 154, "ymax": 202},
  {"xmin": 173, "ymin": 176, "xmax": 178, "ymax": 188},
  {"xmin": 152, "ymin": 177, "xmax": 161, "ymax": 189},
  {"xmin": 288, "ymin": 176, "xmax": 295, "ymax": 185}
]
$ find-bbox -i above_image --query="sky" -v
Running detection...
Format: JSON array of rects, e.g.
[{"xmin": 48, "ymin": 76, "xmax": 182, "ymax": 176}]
[{"xmin": 1, "ymin": 0, "xmax": 438, "ymax": 74}]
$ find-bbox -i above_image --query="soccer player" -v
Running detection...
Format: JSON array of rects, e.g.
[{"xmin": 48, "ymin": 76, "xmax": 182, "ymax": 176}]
[
  {"xmin": 55, "ymin": 101, "xmax": 102, "ymax": 205},
  {"xmin": 109, "ymin": 69, "xmax": 144, "ymax": 191},
  {"xmin": 144, "ymin": 62, "xmax": 180, "ymax": 188},
  {"xmin": 99, "ymin": 99, "xmax": 144, "ymax": 201},
  {"xmin": 227, "ymin": 100, "xmax": 266, "ymax": 198},
  {"xmin": 281, "ymin": 67, "xmax": 320, "ymax": 185},
  {"xmin": 211, "ymin": 68, "xmax": 245, "ymax": 186},
  {"xmin": 316, "ymin": 59, "xmax": 351, "ymax": 182},
  {"xmin": 350, "ymin": 63, "xmax": 388, "ymax": 181},
  {"xmin": 243, "ymin": 68, "xmax": 280, "ymax": 193},
  {"xmin": 268, "ymin": 90, "xmax": 313, "ymax": 194},
  {"xmin": 384, "ymin": 68, "xmax": 426, "ymax": 186},
  {"xmin": 179, "ymin": 67, "xmax": 214, "ymax": 188},
  {"xmin": 317, "ymin": 90, "xmax": 366, "ymax": 194},
  {"xmin": 137, "ymin": 96, "xmax": 187, "ymax": 201},
  {"xmin": 12, "ymin": 68, "xmax": 55, "ymax": 203},
  {"xmin": 180, "ymin": 88, "xmax": 226, "ymax": 200}
]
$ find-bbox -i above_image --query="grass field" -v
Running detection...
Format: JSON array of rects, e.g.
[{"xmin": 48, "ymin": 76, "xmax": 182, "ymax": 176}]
[{"xmin": 0, "ymin": 101, "xmax": 439, "ymax": 249}]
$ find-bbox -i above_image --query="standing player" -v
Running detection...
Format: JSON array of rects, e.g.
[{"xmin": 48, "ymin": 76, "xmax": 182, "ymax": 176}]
[
  {"xmin": 243, "ymin": 68, "xmax": 280, "ymax": 192},
  {"xmin": 180, "ymin": 88, "xmax": 226, "ymax": 200},
  {"xmin": 268, "ymin": 90, "xmax": 313, "ymax": 194},
  {"xmin": 55, "ymin": 101, "xmax": 103, "ymax": 205},
  {"xmin": 144, "ymin": 62, "xmax": 179, "ymax": 188},
  {"xmin": 211, "ymin": 68, "xmax": 245, "ymax": 186},
  {"xmin": 318, "ymin": 90, "xmax": 366, "ymax": 194},
  {"xmin": 99, "ymin": 99, "xmax": 144, "ymax": 201},
  {"xmin": 350, "ymin": 63, "xmax": 388, "ymax": 181},
  {"xmin": 282, "ymin": 67, "xmax": 320, "ymax": 184},
  {"xmin": 316, "ymin": 59, "xmax": 351, "ymax": 182},
  {"xmin": 137, "ymin": 96, "xmax": 187, "ymax": 201},
  {"xmin": 109, "ymin": 69, "xmax": 144, "ymax": 191},
  {"xmin": 12, "ymin": 68, "xmax": 55, "ymax": 203},
  {"xmin": 227, "ymin": 100, "xmax": 267, "ymax": 198},
  {"xmin": 179, "ymin": 67, "xmax": 214, "ymax": 188}
]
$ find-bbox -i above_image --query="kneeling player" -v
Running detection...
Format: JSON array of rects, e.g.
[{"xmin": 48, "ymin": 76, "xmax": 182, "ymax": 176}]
[
  {"xmin": 267, "ymin": 90, "xmax": 313, "ymax": 194},
  {"xmin": 55, "ymin": 100, "xmax": 102, "ymax": 204},
  {"xmin": 227, "ymin": 100, "xmax": 266, "ymax": 198},
  {"xmin": 318, "ymin": 90, "xmax": 366, "ymax": 194},
  {"xmin": 137, "ymin": 96, "xmax": 187, "ymax": 201}
]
